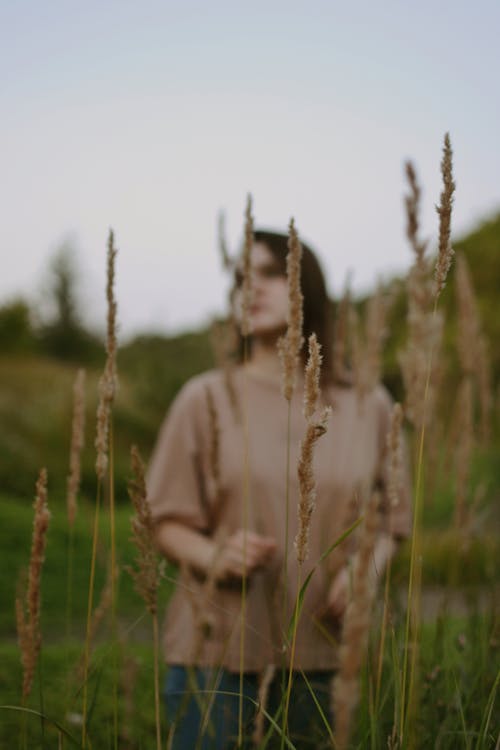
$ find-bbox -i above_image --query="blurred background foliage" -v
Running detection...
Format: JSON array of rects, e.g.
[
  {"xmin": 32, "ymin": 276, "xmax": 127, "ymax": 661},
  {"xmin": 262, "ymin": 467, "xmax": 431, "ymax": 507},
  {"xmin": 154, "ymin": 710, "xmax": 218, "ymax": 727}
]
[{"xmin": 0, "ymin": 212, "xmax": 499, "ymax": 503}]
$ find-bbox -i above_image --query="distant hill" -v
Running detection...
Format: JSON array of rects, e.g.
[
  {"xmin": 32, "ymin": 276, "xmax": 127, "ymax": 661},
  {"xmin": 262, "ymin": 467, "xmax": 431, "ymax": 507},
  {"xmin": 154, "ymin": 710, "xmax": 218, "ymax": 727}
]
[
  {"xmin": 0, "ymin": 330, "xmax": 215, "ymax": 500},
  {"xmin": 451, "ymin": 212, "xmax": 500, "ymax": 374}
]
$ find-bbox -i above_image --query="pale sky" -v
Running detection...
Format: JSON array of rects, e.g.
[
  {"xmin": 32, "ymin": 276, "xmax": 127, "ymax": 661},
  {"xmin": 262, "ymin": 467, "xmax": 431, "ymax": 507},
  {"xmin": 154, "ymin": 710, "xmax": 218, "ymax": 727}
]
[{"xmin": 2, "ymin": 0, "xmax": 499, "ymax": 339}]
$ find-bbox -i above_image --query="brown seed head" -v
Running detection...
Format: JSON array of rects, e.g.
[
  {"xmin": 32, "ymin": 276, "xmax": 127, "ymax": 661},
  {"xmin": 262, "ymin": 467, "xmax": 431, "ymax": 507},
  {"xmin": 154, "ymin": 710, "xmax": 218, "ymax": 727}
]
[
  {"xmin": 333, "ymin": 277, "xmax": 353, "ymax": 384},
  {"xmin": 278, "ymin": 218, "xmax": 304, "ymax": 401},
  {"xmin": 95, "ymin": 230, "xmax": 119, "ymax": 479},
  {"xmin": 105, "ymin": 228, "xmax": 118, "ymax": 382},
  {"xmin": 127, "ymin": 445, "xmax": 161, "ymax": 615},
  {"xmin": 18, "ymin": 468, "xmax": 50, "ymax": 701},
  {"xmin": 295, "ymin": 406, "xmax": 331, "ymax": 564},
  {"xmin": 387, "ymin": 403, "xmax": 404, "ymax": 510},
  {"xmin": 333, "ymin": 491, "xmax": 380, "ymax": 749},
  {"xmin": 67, "ymin": 369, "xmax": 86, "ymax": 527},
  {"xmin": 209, "ymin": 319, "xmax": 240, "ymax": 421},
  {"xmin": 404, "ymin": 161, "xmax": 427, "ymax": 262},
  {"xmin": 435, "ymin": 132, "xmax": 456, "ymax": 297},
  {"xmin": 240, "ymin": 194, "xmax": 254, "ymax": 337},
  {"xmin": 217, "ymin": 209, "xmax": 233, "ymax": 270},
  {"xmin": 303, "ymin": 333, "xmax": 322, "ymax": 420}
]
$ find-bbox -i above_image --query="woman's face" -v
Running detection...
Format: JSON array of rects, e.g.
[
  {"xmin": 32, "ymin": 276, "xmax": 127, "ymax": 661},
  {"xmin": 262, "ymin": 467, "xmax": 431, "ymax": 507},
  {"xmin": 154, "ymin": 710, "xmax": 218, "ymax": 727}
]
[{"xmin": 233, "ymin": 242, "xmax": 288, "ymax": 338}]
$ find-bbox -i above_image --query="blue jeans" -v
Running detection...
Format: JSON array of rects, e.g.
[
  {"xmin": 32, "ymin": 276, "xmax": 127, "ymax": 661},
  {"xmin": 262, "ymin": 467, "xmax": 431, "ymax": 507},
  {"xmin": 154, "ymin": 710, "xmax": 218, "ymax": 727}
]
[{"xmin": 164, "ymin": 666, "xmax": 333, "ymax": 749}]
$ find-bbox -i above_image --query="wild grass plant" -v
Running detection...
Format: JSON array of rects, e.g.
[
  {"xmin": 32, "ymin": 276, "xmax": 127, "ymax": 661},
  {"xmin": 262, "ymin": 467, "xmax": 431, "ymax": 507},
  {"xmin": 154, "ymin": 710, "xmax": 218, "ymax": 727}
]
[{"xmin": 1, "ymin": 135, "xmax": 499, "ymax": 749}]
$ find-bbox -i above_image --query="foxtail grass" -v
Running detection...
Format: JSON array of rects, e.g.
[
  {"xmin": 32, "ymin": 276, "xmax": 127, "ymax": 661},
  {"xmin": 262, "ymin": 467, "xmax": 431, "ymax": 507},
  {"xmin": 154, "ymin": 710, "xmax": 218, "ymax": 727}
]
[
  {"xmin": 83, "ymin": 228, "xmax": 119, "ymax": 749},
  {"xmin": 282, "ymin": 335, "xmax": 330, "ymax": 748},
  {"xmin": 351, "ymin": 285, "xmax": 389, "ymax": 404},
  {"xmin": 434, "ymin": 133, "xmax": 456, "ymax": 298},
  {"xmin": 278, "ymin": 218, "xmax": 304, "ymax": 403},
  {"xmin": 217, "ymin": 208, "xmax": 233, "ymax": 270},
  {"xmin": 375, "ymin": 403, "xmax": 404, "ymax": 714},
  {"xmin": 400, "ymin": 133, "xmax": 455, "ymax": 747},
  {"xmin": 127, "ymin": 445, "xmax": 162, "ymax": 750},
  {"xmin": 332, "ymin": 277, "xmax": 353, "ymax": 384},
  {"xmin": 210, "ymin": 319, "xmax": 240, "ymax": 421},
  {"xmin": 240, "ymin": 194, "xmax": 254, "ymax": 339},
  {"xmin": 238, "ymin": 193, "xmax": 254, "ymax": 746},
  {"xmin": 333, "ymin": 491, "xmax": 381, "ymax": 749},
  {"xmin": 16, "ymin": 469, "xmax": 50, "ymax": 706},
  {"xmin": 15, "ymin": 469, "xmax": 50, "ymax": 750},
  {"xmin": 66, "ymin": 369, "xmax": 86, "ymax": 643},
  {"xmin": 277, "ymin": 218, "xmax": 304, "ymax": 740}
]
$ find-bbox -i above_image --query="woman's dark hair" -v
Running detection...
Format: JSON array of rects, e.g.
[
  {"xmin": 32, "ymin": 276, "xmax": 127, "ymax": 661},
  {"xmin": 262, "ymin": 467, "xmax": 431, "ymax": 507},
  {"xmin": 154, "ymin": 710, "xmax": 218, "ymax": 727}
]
[{"xmin": 233, "ymin": 229, "xmax": 334, "ymax": 384}]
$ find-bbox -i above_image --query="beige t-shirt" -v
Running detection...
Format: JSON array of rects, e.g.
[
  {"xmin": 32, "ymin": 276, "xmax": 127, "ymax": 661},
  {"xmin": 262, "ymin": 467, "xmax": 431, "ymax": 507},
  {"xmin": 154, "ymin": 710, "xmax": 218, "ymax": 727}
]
[{"xmin": 147, "ymin": 366, "xmax": 411, "ymax": 672}]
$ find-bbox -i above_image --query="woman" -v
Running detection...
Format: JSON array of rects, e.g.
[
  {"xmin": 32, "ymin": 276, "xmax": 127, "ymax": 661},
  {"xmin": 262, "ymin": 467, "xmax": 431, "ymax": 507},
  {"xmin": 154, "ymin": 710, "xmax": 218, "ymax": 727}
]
[{"xmin": 147, "ymin": 230, "xmax": 411, "ymax": 749}]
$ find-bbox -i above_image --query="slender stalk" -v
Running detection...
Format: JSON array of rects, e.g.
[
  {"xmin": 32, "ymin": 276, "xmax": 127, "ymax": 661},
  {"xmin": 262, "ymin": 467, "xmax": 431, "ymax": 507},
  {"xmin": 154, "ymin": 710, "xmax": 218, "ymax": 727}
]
[
  {"xmin": 375, "ymin": 552, "xmax": 393, "ymax": 712},
  {"xmin": 65, "ymin": 527, "xmax": 74, "ymax": 643},
  {"xmin": 127, "ymin": 445, "xmax": 162, "ymax": 749},
  {"xmin": 278, "ymin": 218, "xmax": 304, "ymax": 723},
  {"xmin": 375, "ymin": 402, "xmax": 403, "ymax": 714},
  {"xmin": 82, "ymin": 483, "xmax": 101, "ymax": 748},
  {"xmin": 37, "ymin": 651, "xmax": 45, "ymax": 746},
  {"xmin": 64, "ymin": 524, "xmax": 75, "ymax": 728},
  {"xmin": 108, "ymin": 420, "xmax": 119, "ymax": 750},
  {"xmin": 152, "ymin": 613, "xmax": 162, "ymax": 750},
  {"xmin": 238, "ymin": 336, "xmax": 250, "ymax": 748},
  {"xmin": 281, "ymin": 404, "xmax": 292, "ymax": 696},
  {"xmin": 281, "ymin": 566, "xmax": 302, "ymax": 748},
  {"xmin": 399, "ymin": 298, "xmax": 438, "ymax": 745},
  {"xmin": 237, "ymin": 196, "xmax": 253, "ymax": 747},
  {"xmin": 399, "ymin": 134, "xmax": 455, "ymax": 745}
]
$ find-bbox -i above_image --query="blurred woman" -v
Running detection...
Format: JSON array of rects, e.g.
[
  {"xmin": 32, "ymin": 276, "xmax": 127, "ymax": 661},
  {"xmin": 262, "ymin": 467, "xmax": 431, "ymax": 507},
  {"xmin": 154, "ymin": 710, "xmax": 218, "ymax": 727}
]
[{"xmin": 147, "ymin": 230, "xmax": 411, "ymax": 749}]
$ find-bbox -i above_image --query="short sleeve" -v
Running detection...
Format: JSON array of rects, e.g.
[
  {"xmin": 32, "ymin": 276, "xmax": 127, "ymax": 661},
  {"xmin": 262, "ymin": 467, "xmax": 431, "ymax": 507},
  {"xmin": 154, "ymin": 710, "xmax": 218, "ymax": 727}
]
[
  {"xmin": 146, "ymin": 379, "xmax": 211, "ymax": 532},
  {"xmin": 374, "ymin": 387, "xmax": 412, "ymax": 540}
]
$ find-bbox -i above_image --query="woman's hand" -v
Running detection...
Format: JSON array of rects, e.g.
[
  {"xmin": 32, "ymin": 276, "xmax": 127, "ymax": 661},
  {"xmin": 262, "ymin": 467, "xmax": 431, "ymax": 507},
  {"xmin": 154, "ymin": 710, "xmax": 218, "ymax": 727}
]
[
  {"xmin": 317, "ymin": 567, "xmax": 351, "ymax": 623},
  {"xmin": 214, "ymin": 529, "xmax": 277, "ymax": 582},
  {"xmin": 318, "ymin": 534, "xmax": 397, "ymax": 622},
  {"xmin": 154, "ymin": 520, "xmax": 276, "ymax": 583}
]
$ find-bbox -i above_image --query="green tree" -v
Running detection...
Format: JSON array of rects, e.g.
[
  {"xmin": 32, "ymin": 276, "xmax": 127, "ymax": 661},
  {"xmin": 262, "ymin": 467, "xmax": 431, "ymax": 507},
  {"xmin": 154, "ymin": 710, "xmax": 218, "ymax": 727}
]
[
  {"xmin": 0, "ymin": 298, "xmax": 37, "ymax": 353},
  {"xmin": 38, "ymin": 241, "xmax": 101, "ymax": 363}
]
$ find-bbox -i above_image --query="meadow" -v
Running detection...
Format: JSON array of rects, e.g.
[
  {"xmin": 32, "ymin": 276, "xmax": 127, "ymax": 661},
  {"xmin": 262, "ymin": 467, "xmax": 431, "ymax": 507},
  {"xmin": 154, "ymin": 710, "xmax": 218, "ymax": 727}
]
[{"xmin": 1, "ymin": 141, "xmax": 499, "ymax": 749}]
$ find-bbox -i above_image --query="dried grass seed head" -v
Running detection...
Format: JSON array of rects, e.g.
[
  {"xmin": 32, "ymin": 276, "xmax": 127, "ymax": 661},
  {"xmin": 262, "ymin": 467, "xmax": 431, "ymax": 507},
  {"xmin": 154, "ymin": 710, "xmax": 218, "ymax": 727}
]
[
  {"xmin": 333, "ymin": 491, "xmax": 381, "ymax": 749},
  {"xmin": 106, "ymin": 228, "xmax": 118, "ymax": 372},
  {"xmin": 127, "ymin": 445, "xmax": 161, "ymax": 614},
  {"xmin": 387, "ymin": 402, "xmax": 404, "ymax": 509},
  {"xmin": 18, "ymin": 468, "xmax": 50, "ymax": 701},
  {"xmin": 295, "ymin": 405, "xmax": 331, "ymax": 564},
  {"xmin": 240, "ymin": 194, "xmax": 254, "ymax": 337},
  {"xmin": 278, "ymin": 217, "xmax": 304, "ymax": 401},
  {"xmin": 333, "ymin": 274, "xmax": 354, "ymax": 385},
  {"xmin": 217, "ymin": 209, "xmax": 233, "ymax": 270},
  {"xmin": 435, "ymin": 132, "xmax": 456, "ymax": 297},
  {"xmin": 205, "ymin": 385, "xmax": 220, "ymax": 490},
  {"xmin": 303, "ymin": 333, "xmax": 322, "ymax": 420},
  {"xmin": 67, "ymin": 368, "xmax": 86, "ymax": 526},
  {"xmin": 404, "ymin": 161, "xmax": 427, "ymax": 262},
  {"xmin": 95, "ymin": 229, "xmax": 119, "ymax": 480}
]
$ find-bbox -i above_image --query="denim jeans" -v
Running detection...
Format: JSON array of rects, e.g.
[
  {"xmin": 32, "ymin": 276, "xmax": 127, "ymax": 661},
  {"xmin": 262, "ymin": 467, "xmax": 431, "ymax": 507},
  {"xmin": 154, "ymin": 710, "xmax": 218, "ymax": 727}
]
[{"xmin": 163, "ymin": 665, "xmax": 333, "ymax": 750}]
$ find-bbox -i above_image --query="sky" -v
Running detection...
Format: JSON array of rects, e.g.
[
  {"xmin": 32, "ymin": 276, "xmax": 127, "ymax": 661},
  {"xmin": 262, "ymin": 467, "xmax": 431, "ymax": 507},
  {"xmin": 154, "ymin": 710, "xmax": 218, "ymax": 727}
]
[{"xmin": 2, "ymin": 0, "xmax": 499, "ymax": 340}]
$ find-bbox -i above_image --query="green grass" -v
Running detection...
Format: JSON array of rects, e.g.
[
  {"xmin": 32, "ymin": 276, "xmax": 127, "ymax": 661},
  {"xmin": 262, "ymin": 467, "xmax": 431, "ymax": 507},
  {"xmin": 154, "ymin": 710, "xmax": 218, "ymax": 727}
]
[
  {"xmin": 0, "ymin": 495, "xmax": 175, "ymax": 638},
  {"xmin": 0, "ymin": 642, "xmax": 162, "ymax": 749},
  {"xmin": 2, "ymin": 494, "xmax": 498, "ymax": 641},
  {"xmin": 1, "ymin": 613, "xmax": 498, "ymax": 749},
  {"xmin": 2, "ymin": 491, "xmax": 498, "ymax": 748},
  {"xmin": 350, "ymin": 613, "xmax": 500, "ymax": 749}
]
